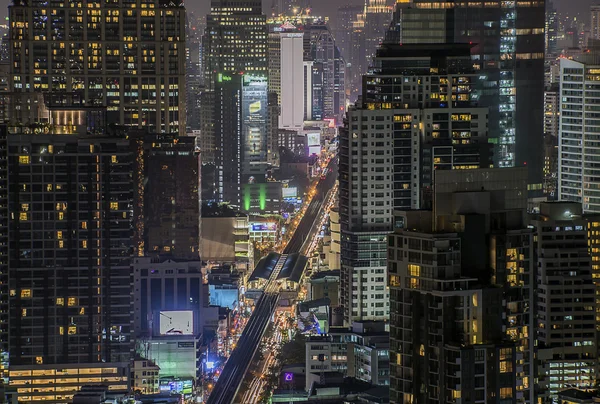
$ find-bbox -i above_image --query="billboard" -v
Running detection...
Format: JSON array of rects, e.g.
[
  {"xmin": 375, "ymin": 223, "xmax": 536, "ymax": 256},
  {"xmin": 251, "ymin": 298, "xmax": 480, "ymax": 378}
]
[
  {"xmin": 307, "ymin": 132, "xmax": 320, "ymax": 147},
  {"xmin": 159, "ymin": 311, "xmax": 194, "ymax": 336},
  {"xmin": 251, "ymin": 222, "xmax": 277, "ymax": 232},
  {"xmin": 282, "ymin": 187, "xmax": 298, "ymax": 199},
  {"xmin": 242, "ymin": 75, "xmax": 268, "ymax": 169}
]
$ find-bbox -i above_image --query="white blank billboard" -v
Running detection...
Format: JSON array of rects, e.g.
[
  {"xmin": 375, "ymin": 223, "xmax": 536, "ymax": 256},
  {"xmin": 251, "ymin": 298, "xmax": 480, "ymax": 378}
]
[{"xmin": 159, "ymin": 311, "xmax": 194, "ymax": 335}]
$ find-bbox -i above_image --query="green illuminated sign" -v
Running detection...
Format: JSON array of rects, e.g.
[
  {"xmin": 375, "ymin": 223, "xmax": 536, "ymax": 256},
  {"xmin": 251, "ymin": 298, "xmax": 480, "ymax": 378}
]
[
  {"xmin": 259, "ymin": 184, "xmax": 266, "ymax": 211},
  {"xmin": 218, "ymin": 73, "xmax": 232, "ymax": 83}
]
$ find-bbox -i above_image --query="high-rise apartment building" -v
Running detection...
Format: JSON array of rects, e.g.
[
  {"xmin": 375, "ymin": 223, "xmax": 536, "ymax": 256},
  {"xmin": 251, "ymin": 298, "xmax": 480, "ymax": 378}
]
[
  {"xmin": 9, "ymin": 0, "xmax": 186, "ymax": 134},
  {"xmin": 591, "ymin": 5, "xmax": 600, "ymax": 42},
  {"xmin": 386, "ymin": 0, "xmax": 545, "ymax": 188},
  {"xmin": 531, "ymin": 202, "xmax": 598, "ymax": 401},
  {"xmin": 133, "ymin": 134, "xmax": 199, "ymax": 259},
  {"xmin": 559, "ymin": 56, "xmax": 600, "ymax": 213},
  {"xmin": 389, "ymin": 167, "xmax": 535, "ymax": 404},
  {"xmin": 202, "ymin": 0, "xmax": 269, "ymax": 208},
  {"xmin": 339, "ymin": 44, "xmax": 492, "ymax": 324},
  {"xmin": 6, "ymin": 115, "xmax": 133, "ymax": 403}
]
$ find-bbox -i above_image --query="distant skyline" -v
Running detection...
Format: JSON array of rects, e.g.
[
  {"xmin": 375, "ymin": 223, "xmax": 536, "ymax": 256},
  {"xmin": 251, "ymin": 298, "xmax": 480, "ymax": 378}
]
[{"xmin": 0, "ymin": 0, "xmax": 594, "ymax": 33}]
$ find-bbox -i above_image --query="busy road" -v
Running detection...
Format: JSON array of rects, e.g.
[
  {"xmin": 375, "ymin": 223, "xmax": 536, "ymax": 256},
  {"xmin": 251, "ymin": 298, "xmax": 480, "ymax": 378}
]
[{"xmin": 206, "ymin": 158, "xmax": 338, "ymax": 404}]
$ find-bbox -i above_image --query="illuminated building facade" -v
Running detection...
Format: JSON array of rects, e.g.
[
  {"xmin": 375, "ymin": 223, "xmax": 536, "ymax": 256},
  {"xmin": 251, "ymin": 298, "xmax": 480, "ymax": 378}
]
[
  {"xmin": 386, "ymin": 0, "xmax": 545, "ymax": 189},
  {"xmin": 389, "ymin": 168, "xmax": 535, "ymax": 404},
  {"xmin": 202, "ymin": 0, "xmax": 269, "ymax": 208},
  {"xmin": 8, "ymin": 364, "xmax": 129, "ymax": 403},
  {"xmin": 136, "ymin": 134, "xmax": 199, "ymax": 259},
  {"xmin": 6, "ymin": 120, "xmax": 133, "ymax": 403},
  {"xmin": 339, "ymin": 44, "xmax": 492, "ymax": 325},
  {"xmin": 531, "ymin": 202, "xmax": 598, "ymax": 401},
  {"xmin": 345, "ymin": 0, "xmax": 392, "ymax": 102},
  {"xmin": 8, "ymin": 0, "xmax": 186, "ymax": 134},
  {"xmin": 559, "ymin": 57, "xmax": 600, "ymax": 213}
]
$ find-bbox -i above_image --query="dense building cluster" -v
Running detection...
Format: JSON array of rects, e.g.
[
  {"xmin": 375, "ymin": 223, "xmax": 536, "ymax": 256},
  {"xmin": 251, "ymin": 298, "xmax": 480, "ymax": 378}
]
[{"xmin": 0, "ymin": 0, "xmax": 599, "ymax": 403}]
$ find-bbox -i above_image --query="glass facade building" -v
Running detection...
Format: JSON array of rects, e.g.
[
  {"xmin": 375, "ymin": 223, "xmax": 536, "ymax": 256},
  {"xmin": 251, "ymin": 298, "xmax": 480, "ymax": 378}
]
[{"xmin": 386, "ymin": 0, "xmax": 545, "ymax": 188}]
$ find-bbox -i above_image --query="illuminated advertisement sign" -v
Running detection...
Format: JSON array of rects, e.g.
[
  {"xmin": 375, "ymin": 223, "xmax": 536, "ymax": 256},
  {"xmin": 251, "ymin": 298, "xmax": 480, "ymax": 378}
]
[
  {"xmin": 159, "ymin": 379, "xmax": 193, "ymax": 395},
  {"xmin": 159, "ymin": 311, "xmax": 193, "ymax": 336},
  {"xmin": 307, "ymin": 132, "xmax": 320, "ymax": 146},
  {"xmin": 250, "ymin": 222, "xmax": 277, "ymax": 232},
  {"xmin": 282, "ymin": 187, "xmax": 298, "ymax": 198},
  {"xmin": 242, "ymin": 75, "xmax": 268, "ymax": 169}
]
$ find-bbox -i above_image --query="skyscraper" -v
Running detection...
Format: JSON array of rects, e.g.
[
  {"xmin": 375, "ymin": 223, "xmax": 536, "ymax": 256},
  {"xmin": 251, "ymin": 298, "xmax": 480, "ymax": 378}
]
[
  {"xmin": 386, "ymin": 0, "xmax": 545, "ymax": 188},
  {"xmin": 388, "ymin": 168, "xmax": 535, "ymax": 404},
  {"xmin": 303, "ymin": 22, "xmax": 346, "ymax": 123},
  {"xmin": 339, "ymin": 43, "xmax": 492, "ymax": 324},
  {"xmin": 345, "ymin": 0, "xmax": 392, "ymax": 102},
  {"xmin": 202, "ymin": 0, "xmax": 269, "ymax": 208},
  {"xmin": 531, "ymin": 202, "xmax": 598, "ymax": 400},
  {"xmin": 591, "ymin": 5, "xmax": 600, "ymax": 42},
  {"xmin": 6, "ymin": 115, "xmax": 132, "ymax": 402},
  {"xmin": 558, "ymin": 56, "xmax": 600, "ymax": 213},
  {"xmin": 9, "ymin": 0, "xmax": 186, "ymax": 134}
]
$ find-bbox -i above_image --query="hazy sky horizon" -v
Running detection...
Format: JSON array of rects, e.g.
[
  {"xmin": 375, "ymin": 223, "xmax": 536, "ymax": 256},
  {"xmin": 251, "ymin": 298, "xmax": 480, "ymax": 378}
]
[{"xmin": 0, "ymin": 0, "xmax": 593, "ymax": 32}]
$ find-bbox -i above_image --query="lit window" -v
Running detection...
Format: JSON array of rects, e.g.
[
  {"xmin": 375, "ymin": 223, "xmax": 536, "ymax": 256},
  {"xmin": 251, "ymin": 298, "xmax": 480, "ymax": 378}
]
[
  {"xmin": 82, "ymin": 240, "xmax": 87, "ymax": 248},
  {"xmin": 67, "ymin": 297, "xmax": 77, "ymax": 306},
  {"xmin": 35, "ymin": 357, "xmax": 43, "ymax": 365},
  {"xmin": 68, "ymin": 326, "xmax": 77, "ymax": 335},
  {"xmin": 57, "ymin": 231, "xmax": 63, "ymax": 240},
  {"xmin": 21, "ymin": 309, "xmax": 27, "ymax": 317},
  {"xmin": 58, "ymin": 240, "xmax": 64, "ymax": 248},
  {"xmin": 111, "ymin": 155, "xmax": 117, "ymax": 163},
  {"xmin": 19, "ymin": 155, "xmax": 30, "ymax": 164},
  {"xmin": 79, "ymin": 308, "xmax": 85, "ymax": 315},
  {"xmin": 56, "ymin": 297, "xmax": 64, "ymax": 306},
  {"xmin": 47, "ymin": 184, "xmax": 53, "ymax": 191},
  {"xmin": 20, "ymin": 289, "xmax": 31, "ymax": 298},
  {"xmin": 59, "ymin": 327, "xmax": 64, "ymax": 335},
  {"xmin": 81, "ymin": 221, "xmax": 88, "ymax": 229},
  {"xmin": 21, "ymin": 203, "xmax": 29, "ymax": 211},
  {"xmin": 110, "ymin": 202, "xmax": 119, "ymax": 210},
  {"xmin": 58, "ymin": 212, "xmax": 64, "ymax": 220},
  {"xmin": 19, "ymin": 212, "xmax": 28, "ymax": 221}
]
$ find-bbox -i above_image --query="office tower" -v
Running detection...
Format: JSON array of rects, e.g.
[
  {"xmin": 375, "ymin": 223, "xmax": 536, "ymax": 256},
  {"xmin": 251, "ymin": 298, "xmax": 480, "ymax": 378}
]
[
  {"xmin": 386, "ymin": 0, "xmax": 545, "ymax": 189},
  {"xmin": 303, "ymin": 22, "xmax": 346, "ymax": 123},
  {"xmin": 203, "ymin": 0, "xmax": 267, "ymax": 89},
  {"xmin": 279, "ymin": 31, "xmax": 304, "ymax": 130},
  {"xmin": 532, "ymin": 202, "xmax": 598, "ymax": 400},
  {"xmin": 134, "ymin": 134, "xmax": 199, "ymax": 259},
  {"xmin": 347, "ymin": 1, "xmax": 392, "ymax": 102},
  {"xmin": 592, "ymin": 5, "xmax": 600, "ymax": 42},
  {"xmin": 335, "ymin": 5, "xmax": 363, "ymax": 64},
  {"xmin": 6, "ymin": 115, "xmax": 132, "ymax": 402},
  {"xmin": 389, "ymin": 168, "xmax": 535, "ymax": 404},
  {"xmin": 546, "ymin": 0, "xmax": 558, "ymax": 57},
  {"xmin": 268, "ymin": 22, "xmax": 305, "ymax": 130},
  {"xmin": 186, "ymin": 14, "xmax": 203, "ymax": 131},
  {"xmin": 202, "ymin": 0, "xmax": 269, "ymax": 208},
  {"xmin": 338, "ymin": 44, "xmax": 492, "ymax": 324},
  {"xmin": 9, "ymin": 0, "xmax": 186, "ymax": 134},
  {"xmin": 558, "ymin": 56, "xmax": 600, "ymax": 213}
]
